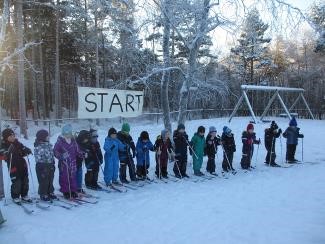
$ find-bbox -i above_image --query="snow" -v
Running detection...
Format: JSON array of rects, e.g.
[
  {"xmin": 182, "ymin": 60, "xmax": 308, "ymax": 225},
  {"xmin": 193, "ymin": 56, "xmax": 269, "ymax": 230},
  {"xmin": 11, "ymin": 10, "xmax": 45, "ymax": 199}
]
[{"xmin": 1, "ymin": 117, "xmax": 325, "ymax": 244}]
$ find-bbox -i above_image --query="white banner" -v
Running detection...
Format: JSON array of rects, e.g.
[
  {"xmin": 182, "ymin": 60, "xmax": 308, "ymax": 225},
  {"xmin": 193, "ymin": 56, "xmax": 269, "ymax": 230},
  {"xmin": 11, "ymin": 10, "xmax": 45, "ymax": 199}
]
[{"xmin": 78, "ymin": 87, "xmax": 144, "ymax": 119}]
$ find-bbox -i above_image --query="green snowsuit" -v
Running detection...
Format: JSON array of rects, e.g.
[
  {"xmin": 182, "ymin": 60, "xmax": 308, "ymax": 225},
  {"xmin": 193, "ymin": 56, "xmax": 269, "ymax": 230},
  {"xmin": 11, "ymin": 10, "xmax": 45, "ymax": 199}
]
[{"xmin": 191, "ymin": 133, "xmax": 206, "ymax": 173}]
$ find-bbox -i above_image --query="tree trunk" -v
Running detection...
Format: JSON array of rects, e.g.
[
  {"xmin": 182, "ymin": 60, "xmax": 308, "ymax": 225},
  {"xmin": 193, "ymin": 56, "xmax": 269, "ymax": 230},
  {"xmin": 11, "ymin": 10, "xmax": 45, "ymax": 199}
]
[
  {"xmin": 55, "ymin": 0, "xmax": 61, "ymax": 125},
  {"xmin": 39, "ymin": 42, "xmax": 46, "ymax": 122},
  {"xmin": 0, "ymin": 0, "xmax": 10, "ymax": 50},
  {"xmin": 161, "ymin": 0, "xmax": 172, "ymax": 132},
  {"xmin": 15, "ymin": 0, "xmax": 27, "ymax": 138},
  {"xmin": 177, "ymin": 0, "xmax": 210, "ymax": 125},
  {"xmin": 31, "ymin": 22, "xmax": 38, "ymax": 125}
]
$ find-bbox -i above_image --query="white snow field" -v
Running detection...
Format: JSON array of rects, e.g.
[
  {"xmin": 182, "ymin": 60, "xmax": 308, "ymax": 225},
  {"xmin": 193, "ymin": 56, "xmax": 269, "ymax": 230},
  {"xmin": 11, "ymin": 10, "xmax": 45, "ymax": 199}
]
[{"xmin": 0, "ymin": 117, "xmax": 325, "ymax": 244}]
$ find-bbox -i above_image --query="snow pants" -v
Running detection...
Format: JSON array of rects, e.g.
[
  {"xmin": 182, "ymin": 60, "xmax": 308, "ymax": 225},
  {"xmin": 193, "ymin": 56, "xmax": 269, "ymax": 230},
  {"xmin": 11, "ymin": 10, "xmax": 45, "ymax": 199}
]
[{"xmin": 36, "ymin": 163, "xmax": 55, "ymax": 197}]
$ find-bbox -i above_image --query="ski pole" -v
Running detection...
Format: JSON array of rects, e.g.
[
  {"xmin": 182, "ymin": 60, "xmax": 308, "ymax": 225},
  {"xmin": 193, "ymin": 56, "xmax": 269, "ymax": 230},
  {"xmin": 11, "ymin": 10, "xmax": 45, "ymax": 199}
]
[
  {"xmin": 221, "ymin": 144, "xmax": 235, "ymax": 174},
  {"xmin": 94, "ymin": 152, "xmax": 105, "ymax": 180},
  {"xmin": 157, "ymin": 147, "xmax": 162, "ymax": 179},
  {"xmin": 144, "ymin": 147, "xmax": 148, "ymax": 179},
  {"xmin": 4, "ymin": 153, "xmax": 12, "ymax": 206},
  {"xmin": 174, "ymin": 159, "xmax": 182, "ymax": 178},
  {"xmin": 171, "ymin": 149, "xmax": 182, "ymax": 178},
  {"xmin": 301, "ymin": 138, "xmax": 304, "ymax": 163},
  {"xmin": 26, "ymin": 156, "xmax": 37, "ymax": 201},
  {"xmin": 254, "ymin": 141, "xmax": 260, "ymax": 168},
  {"xmin": 269, "ymin": 138, "xmax": 274, "ymax": 167},
  {"xmin": 183, "ymin": 136, "xmax": 198, "ymax": 159},
  {"xmin": 280, "ymin": 136, "xmax": 284, "ymax": 165}
]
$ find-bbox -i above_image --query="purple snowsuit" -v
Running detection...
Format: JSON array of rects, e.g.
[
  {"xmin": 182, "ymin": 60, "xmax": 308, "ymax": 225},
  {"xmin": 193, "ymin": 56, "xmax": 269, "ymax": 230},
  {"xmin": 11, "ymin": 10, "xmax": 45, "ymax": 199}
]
[{"xmin": 54, "ymin": 136, "xmax": 83, "ymax": 193}]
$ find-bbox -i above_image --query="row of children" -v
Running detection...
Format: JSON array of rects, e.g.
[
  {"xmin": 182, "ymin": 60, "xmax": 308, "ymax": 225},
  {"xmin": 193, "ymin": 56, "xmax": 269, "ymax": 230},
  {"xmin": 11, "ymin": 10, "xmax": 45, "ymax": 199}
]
[{"xmin": 0, "ymin": 117, "xmax": 303, "ymax": 203}]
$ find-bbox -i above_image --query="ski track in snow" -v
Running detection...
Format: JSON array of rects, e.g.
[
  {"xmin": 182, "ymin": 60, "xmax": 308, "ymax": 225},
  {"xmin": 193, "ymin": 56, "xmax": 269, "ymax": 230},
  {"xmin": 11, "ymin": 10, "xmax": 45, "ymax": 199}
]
[{"xmin": 0, "ymin": 117, "xmax": 325, "ymax": 244}]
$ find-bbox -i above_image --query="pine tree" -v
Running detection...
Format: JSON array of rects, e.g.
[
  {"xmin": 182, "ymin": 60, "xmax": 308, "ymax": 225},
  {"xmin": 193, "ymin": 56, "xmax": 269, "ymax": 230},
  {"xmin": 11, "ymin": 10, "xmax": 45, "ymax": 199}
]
[
  {"xmin": 231, "ymin": 8, "xmax": 271, "ymax": 85},
  {"xmin": 309, "ymin": 2, "xmax": 325, "ymax": 53}
]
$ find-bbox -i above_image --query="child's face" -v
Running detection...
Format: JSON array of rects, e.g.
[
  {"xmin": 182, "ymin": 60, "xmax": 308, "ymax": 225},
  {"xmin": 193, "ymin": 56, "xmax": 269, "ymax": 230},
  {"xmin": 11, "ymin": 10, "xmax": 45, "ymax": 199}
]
[
  {"xmin": 143, "ymin": 139, "xmax": 148, "ymax": 143},
  {"xmin": 178, "ymin": 129, "xmax": 185, "ymax": 133},
  {"xmin": 248, "ymin": 129, "xmax": 254, "ymax": 134},
  {"xmin": 7, "ymin": 134, "xmax": 16, "ymax": 143},
  {"xmin": 199, "ymin": 132, "xmax": 205, "ymax": 136},
  {"xmin": 210, "ymin": 131, "xmax": 216, "ymax": 137},
  {"xmin": 111, "ymin": 134, "xmax": 117, "ymax": 139},
  {"xmin": 165, "ymin": 132, "xmax": 170, "ymax": 139}
]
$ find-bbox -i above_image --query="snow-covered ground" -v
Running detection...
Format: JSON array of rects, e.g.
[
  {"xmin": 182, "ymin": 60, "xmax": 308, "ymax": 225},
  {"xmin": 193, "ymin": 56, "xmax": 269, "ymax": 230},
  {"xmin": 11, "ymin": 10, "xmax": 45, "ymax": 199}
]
[{"xmin": 1, "ymin": 117, "xmax": 325, "ymax": 244}]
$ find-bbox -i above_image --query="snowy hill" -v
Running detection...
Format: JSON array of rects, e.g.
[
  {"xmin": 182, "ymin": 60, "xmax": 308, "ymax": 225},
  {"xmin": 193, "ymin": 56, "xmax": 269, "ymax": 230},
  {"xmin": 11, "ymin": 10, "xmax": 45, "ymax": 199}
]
[{"xmin": 1, "ymin": 117, "xmax": 325, "ymax": 244}]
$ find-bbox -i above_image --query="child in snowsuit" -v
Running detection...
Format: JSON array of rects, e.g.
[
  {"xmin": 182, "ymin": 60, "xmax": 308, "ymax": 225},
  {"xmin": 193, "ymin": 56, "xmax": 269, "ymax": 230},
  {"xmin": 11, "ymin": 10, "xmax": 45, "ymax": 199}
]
[
  {"xmin": 283, "ymin": 117, "xmax": 304, "ymax": 163},
  {"xmin": 205, "ymin": 126, "xmax": 221, "ymax": 175},
  {"xmin": 221, "ymin": 126, "xmax": 236, "ymax": 172},
  {"xmin": 84, "ymin": 129, "xmax": 103, "ymax": 190},
  {"xmin": 104, "ymin": 128, "xmax": 125, "ymax": 186},
  {"xmin": 240, "ymin": 123, "xmax": 260, "ymax": 170},
  {"xmin": 117, "ymin": 123, "xmax": 137, "ymax": 183},
  {"xmin": 154, "ymin": 129, "xmax": 173, "ymax": 179},
  {"xmin": 173, "ymin": 124, "xmax": 189, "ymax": 178},
  {"xmin": 135, "ymin": 131, "xmax": 154, "ymax": 180},
  {"xmin": 264, "ymin": 121, "xmax": 282, "ymax": 167},
  {"xmin": 34, "ymin": 129, "xmax": 57, "ymax": 201},
  {"xmin": 54, "ymin": 124, "xmax": 84, "ymax": 199},
  {"xmin": 76, "ymin": 130, "xmax": 90, "ymax": 193},
  {"xmin": 2, "ymin": 128, "xmax": 32, "ymax": 203},
  {"xmin": 191, "ymin": 126, "xmax": 206, "ymax": 176}
]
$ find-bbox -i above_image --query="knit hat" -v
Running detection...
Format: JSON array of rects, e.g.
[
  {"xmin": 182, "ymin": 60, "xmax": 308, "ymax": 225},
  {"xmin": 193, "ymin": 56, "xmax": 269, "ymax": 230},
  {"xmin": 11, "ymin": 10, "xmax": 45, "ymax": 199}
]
[
  {"xmin": 62, "ymin": 124, "xmax": 73, "ymax": 137},
  {"xmin": 140, "ymin": 131, "xmax": 149, "ymax": 140},
  {"xmin": 36, "ymin": 129, "xmax": 49, "ymax": 142},
  {"xmin": 2, "ymin": 128, "xmax": 14, "ymax": 141},
  {"xmin": 209, "ymin": 126, "xmax": 217, "ymax": 133},
  {"xmin": 89, "ymin": 129, "xmax": 98, "ymax": 138},
  {"xmin": 247, "ymin": 123, "xmax": 254, "ymax": 131},
  {"xmin": 198, "ymin": 126, "xmax": 205, "ymax": 133},
  {"xmin": 289, "ymin": 117, "xmax": 297, "ymax": 127},
  {"xmin": 223, "ymin": 126, "xmax": 232, "ymax": 134},
  {"xmin": 177, "ymin": 124, "xmax": 185, "ymax": 131},
  {"xmin": 121, "ymin": 123, "xmax": 130, "ymax": 133},
  {"xmin": 77, "ymin": 130, "xmax": 90, "ymax": 144},
  {"xmin": 161, "ymin": 129, "xmax": 169, "ymax": 140},
  {"xmin": 108, "ymin": 127, "xmax": 117, "ymax": 137},
  {"xmin": 270, "ymin": 121, "xmax": 279, "ymax": 131}
]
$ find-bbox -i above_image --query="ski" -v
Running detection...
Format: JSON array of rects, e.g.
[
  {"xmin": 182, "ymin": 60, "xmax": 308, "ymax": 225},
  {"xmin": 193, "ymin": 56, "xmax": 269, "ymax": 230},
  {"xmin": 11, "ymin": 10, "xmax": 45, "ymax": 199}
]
[
  {"xmin": 58, "ymin": 195, "xmax": 84, "ymax": 206},
  {"xmin": 122, "ymin": 184, "xmax": 138, "ymax": 190},
  {"xmin": 35, "ymin": 201, "xmax": 51, "ymax": 210},
  {"xmin": 191, "ymin": 175, "xmax": 206, "ymax": 182},
  {"xmin": 200, "ymin": 174, "xmax": 215, "ymax": 180},
  {"xmin": 78, "ymin": 192, "xmax": 100, "ymax": 199},
  {"xmin": 221, "ymin": 172, "xmax": 230, "ymax": 179},
  {"xmin": 14, "ymin": 202, "xmax": 34, "ymax": 214},
  {"xmin": 169, "ymin": 175, "xmax": 184, "ymax": 182},
  {"xmin": 21, "ymin": 198, "xmax": 50, "ymax": 210},
  {"xmin": 50, "ymin": 201, "xmax": 72, "ymax": 210},
  {"xmin": 129, "ymin": 181, "xmax": 145, "ymax": 187},
  {"xmin": 74, "ymin": 198, "xmax": 98, "ymax": 204},
  {"xmin": 108, "ymin": 185, "xmax": 127, "ymax": 193},
  {"xmin": 156, "ymin": 176, "xmax": 168, "ymax": 183}
]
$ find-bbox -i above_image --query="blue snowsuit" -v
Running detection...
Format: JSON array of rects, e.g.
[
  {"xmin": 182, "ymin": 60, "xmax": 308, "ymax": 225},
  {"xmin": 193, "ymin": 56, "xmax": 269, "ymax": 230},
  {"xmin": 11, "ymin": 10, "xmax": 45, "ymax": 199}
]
[
  {"xmin": 103, "ymin": 137, "xmax": 125, "ymax": 185},
  {"xmin": 135, "ymin": 138, "xmax": 154, "ymax": 177}
]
